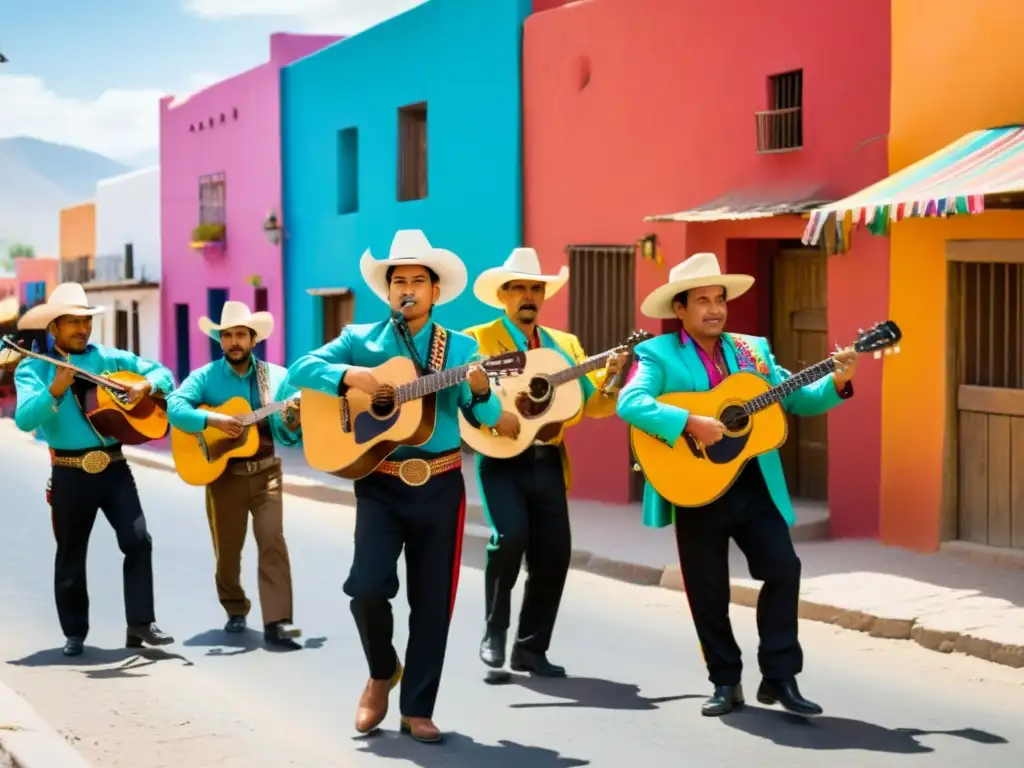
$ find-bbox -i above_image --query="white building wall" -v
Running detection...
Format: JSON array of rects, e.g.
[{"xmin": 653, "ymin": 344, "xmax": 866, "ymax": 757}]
[
  {"xmin": 95, "ymin": 167, "xmax": 161, "ymax": 283},
  {"xmin": 86, "ymin": 289, "xmax": 162, "ymax": 367}
]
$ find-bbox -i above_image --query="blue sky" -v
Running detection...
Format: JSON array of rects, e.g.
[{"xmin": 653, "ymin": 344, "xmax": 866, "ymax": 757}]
[{"xmin": 0, "ymin": 0, "xmax": 426, "ymax": 166}]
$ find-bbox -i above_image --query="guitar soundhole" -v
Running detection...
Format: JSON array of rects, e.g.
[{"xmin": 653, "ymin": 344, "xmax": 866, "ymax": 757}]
[
  {"xmin": 515, "ymin": 376, "xmax": 552, "ymax": 419},
  {"xmin": 720, "ymin": 405, "xmax": 749, "ymax": 434},
  {"xmin": 370, "ymin": 385, "xmax": 397, "ymax": 419}
]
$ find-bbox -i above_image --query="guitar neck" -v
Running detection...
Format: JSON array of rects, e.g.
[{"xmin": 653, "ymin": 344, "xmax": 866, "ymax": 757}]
[
  {"xmin": 546, "ymin": 350, "xmax": 614, "ymax": 387},
  {"xmin": 9, "ymin": 343, "xmax": 127, "ymax": 391},
  {"xmin": 239, "ymin": 399, "xmax": 291, "ymax": 426},
  {"xmin": 743, "ymin": 358, "xmax": 836, "ymax": 415},
  {"xmin": 395, "ymin": 364, "xmax": 471, "ymax": 403}
]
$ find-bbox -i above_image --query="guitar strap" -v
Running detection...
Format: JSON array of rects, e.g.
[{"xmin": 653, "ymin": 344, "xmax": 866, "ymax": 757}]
[
  {"xmin": 254, "ymin": 359, "xmax": 272, "ymax": 408},
  {"xmin": 392, "ymin": 318, "xmax": 449, "ymax": 375}
]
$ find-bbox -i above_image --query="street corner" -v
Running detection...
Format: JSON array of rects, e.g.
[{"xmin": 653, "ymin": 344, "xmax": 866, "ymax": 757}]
[{"xmin": 0, "ymin": 680, "xmax": 92, "ymax": 768}]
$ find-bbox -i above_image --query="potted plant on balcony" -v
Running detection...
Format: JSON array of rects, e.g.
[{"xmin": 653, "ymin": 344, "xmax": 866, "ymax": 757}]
[{"xmin": 190, "ymin": 222, "xmax": 226, "ymax": 252}]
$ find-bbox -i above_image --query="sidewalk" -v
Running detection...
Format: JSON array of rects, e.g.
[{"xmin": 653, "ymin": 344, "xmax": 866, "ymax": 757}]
[
  {"xmin": 0, "ymin": 677, "xmax": 91, "ymax": 767},
  {"xmin": 2, "ymin": 419, "xmax": 1022, "ymax": 671}
]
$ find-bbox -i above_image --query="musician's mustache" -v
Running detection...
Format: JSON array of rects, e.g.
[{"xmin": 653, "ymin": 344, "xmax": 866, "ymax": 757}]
[
  {"xmin": 399, "ymin": 297, "xmax": 417, "ymax": 308},
  {"xmin": 519, "ymin": 304, "xmax": 537, "ymax": 312},
  {"xmin": 228, "ymin": 347, "xmax": 244, "ymax": 354}
]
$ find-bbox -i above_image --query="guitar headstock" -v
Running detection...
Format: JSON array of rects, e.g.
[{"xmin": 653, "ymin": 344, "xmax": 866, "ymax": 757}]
[
  {"xmin": 852, "ymin": 320, "xmax": 902, "ymax": 359},
  {"xmin": 617, "ymin": 329, "xmax": 654, "ymax": 350},
  {"xmin": 483, "ymin": 350, "xmax": 527, "ymax": 378}
]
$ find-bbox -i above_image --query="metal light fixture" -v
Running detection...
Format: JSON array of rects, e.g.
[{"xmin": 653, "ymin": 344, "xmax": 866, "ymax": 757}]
[
  {"xmin": 262, "ymin": 209, "xmax": 282, "ymax": 246},
  {"xmin": 638, "ymin": 233, "xmax": 663, "ymax": 266}
]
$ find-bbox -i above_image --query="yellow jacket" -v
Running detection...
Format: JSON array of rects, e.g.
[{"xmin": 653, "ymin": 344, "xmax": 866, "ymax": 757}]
[{"xmin": 462, "ymin": 316, "xmax": 617, "ymax": 491}]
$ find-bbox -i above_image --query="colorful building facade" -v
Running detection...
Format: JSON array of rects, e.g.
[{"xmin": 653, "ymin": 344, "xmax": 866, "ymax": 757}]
[
  {"xmin": 91, "ymin": 167, "xmax": 162, "ymax": 359},
  {"xmin": 15, "ymin": 257, "xmax": 59, "ymax": 309},
  {"xmin": 522, "ymin": 0, "xmax": 892, "ymax": 537},
  {"xmin": 160, "ymin": 32, "xmax": 339, "ymax": 382},
  {"xmin": 802, "ymin": 0, "xmax": 1024, "ymax": 554},
  {"xmin": 281, "ymin": 0, "xmax": 530, "ymax": 360},
  {"xmin": 59, "ymin": 201, "xmax": 96, "ymax": 280}
]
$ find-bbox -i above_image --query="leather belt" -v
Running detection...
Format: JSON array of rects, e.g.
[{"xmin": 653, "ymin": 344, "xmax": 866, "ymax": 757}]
[
  {"xmin": 228, "ymin": 456, "xmax": 279, "ymax": 475},
  {"xmin": 376, "ymin": 452, "xmax": 461, "ymax": 487},
  {"xmin": 51, "ymin": 448, "xmax": 125, "ymax": 474}
]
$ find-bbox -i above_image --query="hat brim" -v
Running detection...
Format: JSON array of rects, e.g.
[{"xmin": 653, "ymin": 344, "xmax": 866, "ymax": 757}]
[
  {"xmin": 472, "ymin": 266, "xmax": 569, "ymax": 310},
  {"xmin": 198, "ymin": 312, "xmax": 275, "ymax": 343},
  {"xmin": 640, "ymin": 275, "xmax": 755, "ymax": 320},
  {"xmin": 17, "ymin": 304, "xmax": 105, "ymax": 331},
  {"xmin": 360, "ymin": 247, "xmax": 468, "ymax": 306}
]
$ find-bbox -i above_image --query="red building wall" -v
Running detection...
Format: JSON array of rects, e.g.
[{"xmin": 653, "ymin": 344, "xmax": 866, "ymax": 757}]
[{"xmin": 522, "ymin": 0, "xmax": 891, "ymax": 538}]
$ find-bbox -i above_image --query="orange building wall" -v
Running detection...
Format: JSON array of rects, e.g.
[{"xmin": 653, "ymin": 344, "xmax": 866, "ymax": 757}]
[
  {"xmin": 59, "ymin": 202, "xmax": 96, "ymax": 264},
  {"xmin": 881, "ymin": 0, "xmax": 1024, "ymax": 550}
]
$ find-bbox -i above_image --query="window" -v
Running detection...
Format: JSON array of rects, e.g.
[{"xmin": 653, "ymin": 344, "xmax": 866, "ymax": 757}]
[
  {"xmin": 567, "ymin": 246, "xmax": 636, "ymax": 357},
  {"xmin": 323, "ymin": 292, "xmax": 355, "ymax": 342},
  {"xmin": 131, "ymin": 300, "xmax": 140, "ymax": 355},
  {"xmin": 199, "ymin": 172, "xmax": 226, "ymax": 225},
  {"xmin": 207, "ymin": 288, "xmax": 228, "ymax": 362},
  {"xmin": 254, "ymin": 286, "xmax": 269, "ymax": 360},
  {"xmin": 338, "ymin": 127, "xmax": 359, "ymax": 214},
  {"xmin": 397, "ymin": 102, "xmax": 428, "ymax": 201},
  {"xmin": 957, "ymin": 261, "xmax": 1024, "ymax": 389},
  {"xmin": 22, "ymin": 281, "xmax": 46, "ymax": 308},
  {"xmin": 756, "ymin": 69, "xmax": 803, "ymax": 153},
  {"xmin": 115, "ymin": 308, "xmax": 129, "ymax": 350},
  {"xmin": 124, "ymin": 243, "xmax": 135, "ymax": 280},
  {"xmin": 175, "ymin": 303, "xmax": 190, "ymax": 383}
]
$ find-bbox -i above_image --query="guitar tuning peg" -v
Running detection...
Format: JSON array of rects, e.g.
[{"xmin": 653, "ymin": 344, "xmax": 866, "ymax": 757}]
[
  {"xmin": 893, "ymin": 345, "xmax": 900, "ymax": 354},
  {"xmin": 884, "ymin": 348, "xmax": 892, "ymax": 355},
  {"xmin": 857, "ymin": 327, "xmax": 864, "ymax": 334},
  {"xmin": 873, "ymin": 351, "xmax": 882, "ymax": 359}
]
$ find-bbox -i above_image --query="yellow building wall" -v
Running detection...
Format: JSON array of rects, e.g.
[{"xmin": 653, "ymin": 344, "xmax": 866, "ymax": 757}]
[
  {"xmin": 882, "ymin": 0, "xmax": 1024, "ymax": 551},
  {"xmin": 59, "ymin": 202, "xmax": 96, "ymax": 264}
]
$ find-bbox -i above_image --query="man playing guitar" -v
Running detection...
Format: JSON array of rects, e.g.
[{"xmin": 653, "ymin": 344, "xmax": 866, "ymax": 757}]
[
  {"xmin": 464, "ymin": 248, "xmax": 627, "ymax": 678},
  {"xmin": 12, "ymin": 283, "xmax": 176, "ymax": 657}
]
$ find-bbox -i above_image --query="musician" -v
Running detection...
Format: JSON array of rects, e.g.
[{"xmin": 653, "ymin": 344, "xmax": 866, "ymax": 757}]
[
  {"xmin": 285, "ymin": 230, "xmax": 501, "ymax": 744},
  {"xmin": 616, "ymin": 253, "xmax": 859, "ymax": 718},
  {"xmin": 166, "ymin": 301, "xmax": 303, "ymax": 650},
  {"xmin": 464, "ymin": 248, "xmax": 626, "ymax": 677},
  {"xmin": 13, "ymin": 283, "xmax": 176, "ymax": 657}
]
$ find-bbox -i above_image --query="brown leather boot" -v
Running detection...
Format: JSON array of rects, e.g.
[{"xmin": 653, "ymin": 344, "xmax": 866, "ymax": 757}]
[
  {"xmin": 354, "ymin": 662, "xmax": 403, "ymax": 734},
  {"xmin": 400, "ymin": 716, "xmax": 442, "ymax": 744}
]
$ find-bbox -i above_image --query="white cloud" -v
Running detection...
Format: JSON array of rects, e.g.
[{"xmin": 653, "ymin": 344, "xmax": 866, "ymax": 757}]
[
  {"xmin": 0, "ymin": 73, "xmax": 224, "ymax": 164},
  {"xmin": 183, "ymin": 0, "xmax": 429, "ymax": 34}
]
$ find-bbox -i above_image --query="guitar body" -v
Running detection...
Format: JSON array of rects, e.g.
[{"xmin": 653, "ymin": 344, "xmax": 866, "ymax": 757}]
[
  {"xmin": 300, "ymin": 356, "xmax": 438, "ymax": 479},
  {"xmin": 82, "ymin": 370, "xmax": 169, "ymax": 445},
  {"xmin": 170, "ymin": 397, "xmax": 262, "ymax": 486},
  {"xmin": 629, "ymin": 371, "xmax": 788, "ymax": 508},
  {"xmin": 459, "ymin": 347, "xmax": 583, "ymax": 459}
]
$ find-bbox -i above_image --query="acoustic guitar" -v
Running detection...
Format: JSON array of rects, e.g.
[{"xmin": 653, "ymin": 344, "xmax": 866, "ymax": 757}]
[
  {"xmin": 459, "ymin": 330, "xmax": 653, "ymax": 459},
  {"xmin": 629, "ymin": 321, "xmax": 902, "ymax": 508},
  {"xmin": 170, "ymin": 395, "xmax": 300, "ymax": 486},
  {"xmin": 0, "ymin": 335, "xmax": 169, "ymax": 444},
  {"xmin": 301, "ymin": 350, "xmax": 527, "ymax": 479}
]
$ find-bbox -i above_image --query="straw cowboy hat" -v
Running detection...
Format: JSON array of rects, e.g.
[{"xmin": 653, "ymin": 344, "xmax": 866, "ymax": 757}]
[
  {"xmin": 640, "ymin": 252, "xmax": 755, "ymax": 319},
  {"xmin": 473, "ymin": 247, "xmax": 569, "ymax": 310},
  {"xmin": 17, "ymin": 282, "xmax": 105, "ymax": 330},
  {"xmin": 198, "ymin": 301, "xmax": 274, "ymax": 343},
  {"xmin": 360, "ymin": 229, "xmax": 467, "ymax": 306}
]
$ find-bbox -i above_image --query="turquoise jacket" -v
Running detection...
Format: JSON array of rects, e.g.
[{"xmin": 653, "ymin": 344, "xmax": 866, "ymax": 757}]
[
  {"xmin": 285, "ymin": 319, "xmax": 502, "ymax": 459},
  {"xmin": 166, "ymin": 357, "xmax": 301, "ymax": 447},
  {"xmin": 616, "ymin": 332, "xmax": 851, "ymax": 528},
  {"xmin": 13, "ymin": 344, "xmax": 176, "ymax": 450}
]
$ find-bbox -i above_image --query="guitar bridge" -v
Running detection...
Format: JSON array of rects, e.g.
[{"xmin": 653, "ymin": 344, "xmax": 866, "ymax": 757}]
[{"xmin": 340, "ymin": 397, "xmax": 351, "ymax": 434}]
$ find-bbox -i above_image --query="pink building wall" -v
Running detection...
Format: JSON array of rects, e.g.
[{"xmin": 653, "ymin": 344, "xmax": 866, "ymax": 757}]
[
  {"xmin": 159, "ymin": 32, "xmax": 340, "ymax": 375},
  {"xmin": 0, "ymin": 276, "xmax": 16, "ymax": 299},
  {"xmin": 15, "ymin": 257, "xmax": 59, "ymax": 303}
]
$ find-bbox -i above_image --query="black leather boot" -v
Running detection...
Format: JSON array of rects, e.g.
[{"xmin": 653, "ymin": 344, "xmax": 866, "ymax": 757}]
[
  {"xmin": 265, "ymin": 621, "xmax": 302, "ymax": 650},
  {"xmin": 510, "ymin": 646, "xmax": 566, "ymax": 677},
  {"xmin": 126, "ymin": 623, "xmax": 174, "ymax": 648},
  {"xmin": 62, "ymin": 636, "xmax": 84, "ymax": 657},
  {"xmin": 224, "ymin": 615, "xmax": 247, "ymax": 633},
  {"xmin": 702, "ymin": 684, "xmax": 744, "ymax": 716},
  {"xmin": 757, "ymin": 678, "xmax": 823, "ymax": 716},
  {"xmin": 479, "ymin": 629, "xmax": 507, "ymax": 668}
]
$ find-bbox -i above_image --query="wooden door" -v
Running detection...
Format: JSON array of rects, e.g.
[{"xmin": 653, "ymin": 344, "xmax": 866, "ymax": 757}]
[
  {"xmin": 114, "ymin": 309, "xmax": 129, "ymax": 351},
  {"xmin": 323, "ymin": 293, "xmax": 354, "ymax": 342},
  {"xmin": 771, "ymin": 247, "xmax": 828, "ymax": 500}
]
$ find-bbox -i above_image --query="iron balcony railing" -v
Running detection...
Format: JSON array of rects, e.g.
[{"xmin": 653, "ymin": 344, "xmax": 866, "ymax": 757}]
[{"xmin": 755, "ymin": 106, "xmax": 803, "ymax": 153}]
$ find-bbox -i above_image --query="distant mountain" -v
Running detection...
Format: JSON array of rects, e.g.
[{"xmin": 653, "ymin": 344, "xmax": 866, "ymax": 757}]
[{"xmin": 0, "ymin": 137, "xmax": 133, "ymax": 256}]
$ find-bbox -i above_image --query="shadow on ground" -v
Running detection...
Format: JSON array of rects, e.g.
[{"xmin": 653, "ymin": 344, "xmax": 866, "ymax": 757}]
[
  {"xmin": 7, "ymin": 646, "xmax": 193, "ymax": 679},
  {"xmin": 183, "ymin": 628, "xmax": 328, "ymax": 656},
  {"xmin": 357, "ymin": 730, "xmax": 590, "ymax": 767},
  {"xmin": 495, "ymin": 672, "xmax": 700, "ymax": 711}
]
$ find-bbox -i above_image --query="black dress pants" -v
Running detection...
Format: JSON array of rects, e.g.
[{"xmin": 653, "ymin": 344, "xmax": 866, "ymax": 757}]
[
  {"xmin": 673, "ymin": 462, "xmax": 803, "ymax": 687},
  {"xmin": 344, "ymin": 462, "xmax": 465, "ymax": 719},
  {"xmin": 50, "ymin": 459, "xmax": 157, "ymax": 639},
  {"xmin": 479, "ymin": 445, "xmax": 571, "ymax": 654}
]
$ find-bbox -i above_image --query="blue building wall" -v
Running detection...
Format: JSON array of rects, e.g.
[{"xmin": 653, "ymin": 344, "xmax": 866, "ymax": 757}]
[{"xmin": 281, "ymin": 0, "xmax": 531, "ymax": 362}]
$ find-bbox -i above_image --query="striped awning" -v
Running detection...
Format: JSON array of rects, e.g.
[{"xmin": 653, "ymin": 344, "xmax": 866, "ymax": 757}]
[
  {"xmin": 802, "ymin": 125, "xmax": 1024, "ymax": 246},
  {"xmin": 647, "ymin": 186, "xmax": 830, "ymax": 223}
]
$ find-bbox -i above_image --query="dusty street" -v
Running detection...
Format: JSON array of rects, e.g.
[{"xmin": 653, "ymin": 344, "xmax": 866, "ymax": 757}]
[{"xmin": 0, "ymin": 439, "xmax": 1021, "ymax": 768}]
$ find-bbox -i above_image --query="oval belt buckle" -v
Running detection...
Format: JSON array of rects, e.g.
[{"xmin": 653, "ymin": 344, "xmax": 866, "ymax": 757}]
[
  {"xmin": 398, "ymin": 458, "xmax": 431, "ymax": 487},
  {"xmin": 81, "ymin": 450, "xmax": 111, "ymax": 475}
]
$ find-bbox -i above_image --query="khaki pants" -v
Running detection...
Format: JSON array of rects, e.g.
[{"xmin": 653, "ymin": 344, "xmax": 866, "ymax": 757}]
[{"xmin": 205, "ymin": 459, "xmax": 293, "ymax": 625}]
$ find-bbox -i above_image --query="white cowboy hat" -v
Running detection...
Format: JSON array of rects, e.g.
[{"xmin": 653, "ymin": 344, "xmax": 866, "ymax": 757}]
[
  {"xmin": 360, "ymin": 229, "xmax": 467, "ymax": 306},
  {"xmin": 640, "ymin": 252, "xmax": 755, "ymax": 319},
  {"xmin": 17, "ymin": 282, "xmax": 105, "ymax": 330},
  {"xmin": 198, "ymin": 300, "xmax": 274, "ymax": 343},
  {"xmin": 472, "ymin": 247, "xmax": 569, "ymax": 309}
]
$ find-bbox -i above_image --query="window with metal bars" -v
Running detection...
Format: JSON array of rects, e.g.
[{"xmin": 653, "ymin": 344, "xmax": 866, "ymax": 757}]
[
  {"xmin": 199, "ymin": 172, "xmax": 226, "ymax": 225},
  {"xmin": 566, "ymin": 245, "xmax": 636, "ymax": 356},
  {"xmin": 756, "ymin": 69, "xmax": 803, "ymax": 153},
  {"xmin": 957, "ymin": 261, "xmax": 1024, "ymax": 389}
]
